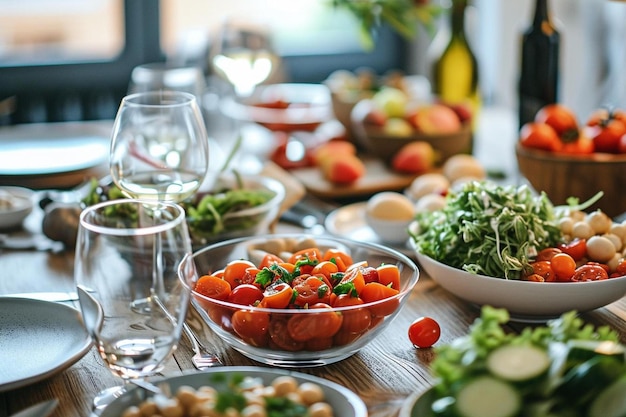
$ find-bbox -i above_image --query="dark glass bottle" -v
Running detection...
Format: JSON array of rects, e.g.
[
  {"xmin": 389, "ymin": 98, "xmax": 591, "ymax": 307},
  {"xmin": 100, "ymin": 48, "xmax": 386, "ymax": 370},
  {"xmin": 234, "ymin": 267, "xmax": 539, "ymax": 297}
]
[{"xmin": 518, "ymin": 0, "xmax": 560, "ymax": 129}]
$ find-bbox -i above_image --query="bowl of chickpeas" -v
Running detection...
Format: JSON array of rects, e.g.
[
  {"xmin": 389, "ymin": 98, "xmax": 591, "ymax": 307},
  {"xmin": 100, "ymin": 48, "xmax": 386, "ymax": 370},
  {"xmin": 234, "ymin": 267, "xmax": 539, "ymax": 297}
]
[
  {"xmin": 100, "ymin": 366, "xmax": 368, "ymax": 417},
  {"xmin": 180, "ymin": 234, "xmax": 420, "ymax": 367}
]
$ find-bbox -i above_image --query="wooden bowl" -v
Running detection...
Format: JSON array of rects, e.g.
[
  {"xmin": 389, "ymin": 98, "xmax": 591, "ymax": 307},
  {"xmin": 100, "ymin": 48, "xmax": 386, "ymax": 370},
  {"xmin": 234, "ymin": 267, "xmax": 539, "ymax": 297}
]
[
  {"xmin": 350, "ymin": 99, "xmax": 472, "ymax": 163},
  {"xmin": 515, "ymin": 143, "xmax": 626, "ymax": 218}
]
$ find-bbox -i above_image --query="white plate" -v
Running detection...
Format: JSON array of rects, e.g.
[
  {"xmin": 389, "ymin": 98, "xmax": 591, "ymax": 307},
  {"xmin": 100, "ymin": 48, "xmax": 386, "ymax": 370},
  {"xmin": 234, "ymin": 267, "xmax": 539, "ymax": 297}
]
[
  {"xmin": 100, "ymin": 366, "xmax": 368, "ymax": 417},
  {"xmin": 0, "ymin": 186, "xmax": 34, "ymax": 230},
  {"xmin": 324, "ymin": 202, "xmax": 414, "ymax": 257},
  {"xmin": 0, "ymin": 122, "xmax": 110, "ymax": 188},
  {"xmin": 0, "ymin": 297, "xmax": 92, "ymax": 392}
]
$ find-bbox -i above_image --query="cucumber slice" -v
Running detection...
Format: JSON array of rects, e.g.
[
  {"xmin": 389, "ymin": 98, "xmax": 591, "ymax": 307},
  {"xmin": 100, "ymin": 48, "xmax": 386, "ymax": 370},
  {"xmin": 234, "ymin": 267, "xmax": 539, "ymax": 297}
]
[
  {"xmin": 455, "ymin": 376, "xmax": 520, "ymax": 417},
  {"xmin": 588, "ymin": 375, "xmax": 626, "ymax": 417},
  {"xmin": 486, "ymin": 344, "xmax": 550, "ymax": 382}
]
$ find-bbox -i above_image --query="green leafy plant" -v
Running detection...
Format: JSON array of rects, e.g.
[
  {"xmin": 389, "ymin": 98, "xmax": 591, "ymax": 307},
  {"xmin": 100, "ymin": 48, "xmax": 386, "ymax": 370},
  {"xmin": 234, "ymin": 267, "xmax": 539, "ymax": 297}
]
[{"xmin": 330, "ymin": 0, "xmax": 444, "ymax": 50}]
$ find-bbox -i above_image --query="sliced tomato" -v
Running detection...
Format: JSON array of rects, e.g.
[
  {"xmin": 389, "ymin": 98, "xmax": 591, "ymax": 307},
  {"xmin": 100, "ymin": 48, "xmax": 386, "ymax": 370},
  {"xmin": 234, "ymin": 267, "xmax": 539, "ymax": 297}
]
[
  {"xmin": 571, "ymin": 264, "xmax": 609, "ymax": 281},
  {"xmin": 558, "ymin": 239, "xmax": 587, "ymax": 262},
  {"xmin": 293, "ymin": 275, "xmax": 331, "ymax": 307},
  {"xmin": 223, "ymin": 260, "xmax": 256, "ymax": 289},
  {"xmin": 360, "ymin": 282, "xmax": 400, "ymax": 317},
  {"xmin": 376, "ymin": 264, "xmax": 401, "ymax": 290},
  {"xmin": 194, "ymin": 275, "xmax": 231, "ymax": 301},
  {"xmin": 262, "ymin": 282, "xmax": 293, "ymax": 309},
  {"xmin": 259, "ymin": 253, "xmax": 285, "ymax": 269}
]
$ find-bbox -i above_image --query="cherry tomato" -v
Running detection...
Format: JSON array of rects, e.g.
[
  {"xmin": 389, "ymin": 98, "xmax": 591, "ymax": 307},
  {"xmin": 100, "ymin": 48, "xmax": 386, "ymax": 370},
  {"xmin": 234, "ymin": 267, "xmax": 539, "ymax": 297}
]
[
  {"xmin": 360, "ymin": 282, "xmax": 400, "ymax": 317},
  {"xmin": 337, "ymin": 267, "xmax": 366, "ymax": 296},
  {"xmin": 550, "ymin": 253, "xmax": 577, "ymax": 281},
  {"xmin": 262, "ymin": 282, "xmax": 293, "ymax": 309},
  {"xmin": 287, "ymin": 303, "xmax": 343, "ymax": 342},
  {"xmin": 376, "ymin": 264, "xmax": 401, "ymax": 290},
  {"xmin": 311, "ymin": 261, "xmax": 339, "ymax": 280},
  {"xmin": 587, "ymin": 108, "xmax": 626, "ymax": 153},
  {"xmin": 558, "ymin": 239, "xmax": 587, "ymax": 262},
  {"xmin": 333, "ymin": 294, "xmax": 372, "ymax": 334},
  {"xmin": 535, "ymin": 104, "xmax": 579, "ymax": 140},
  {"xmin": 571, "ymin": 264, "xmax": 609, "ymax": 282},
  {"xmin": 195, "ymin": 275, "xmax": 231, "ymax": 301},
  {"xmin": 408, "ymin": 317, "xmax": 441, "ymax": 348},
  {"xmin": 231, "ymin": 310, "xmax": 270, "ymax": 346},
  {"xmin": 536, "ymin": 247, "xmax": 562, "ymax": 262},
  {"xmin": 614, "ymin": 259, "xmax": 626, "ymax": 277},
  {"xmin": 559, "ymin": 135, "xmax": 594, "ymax": 155},
  {"xmin": 268, "ymin": 318, "xmax": 305, "ymax": 351},
  {"xmin": 293, "ymin": 275, "xmax": 331, "ymax": 307},
  {"xmin": 259, "ymin": 253, "xmax": 284, "ymax": 269},
  {"xmin": 519, "ymin": 122, "xmax": 561, "ymax": 152},
  {"xmin": 529, "ymin": 260, "xmax": 557, "ymax": 282},
  {"xmin": 227, "ymin": 284, "xmax": 264, "ymax": 306},
  {"xmin": 322, "ymin": 248, "xmax": 354, "ymax": 272},
  {"xmin": 360, "ymin": 266, "xmax": 379, "ymax": 284},
  {"xmin": 223, "ymin": 260, "xmax": 256, "ymax": 289}
]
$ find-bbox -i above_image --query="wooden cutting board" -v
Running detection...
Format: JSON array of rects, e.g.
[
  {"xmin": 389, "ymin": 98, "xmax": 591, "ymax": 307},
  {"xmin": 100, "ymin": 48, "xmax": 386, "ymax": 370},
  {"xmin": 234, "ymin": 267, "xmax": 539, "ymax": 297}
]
[{"xmin": 290, "ymin": 156, "xmax": 417, "ymax": 199}]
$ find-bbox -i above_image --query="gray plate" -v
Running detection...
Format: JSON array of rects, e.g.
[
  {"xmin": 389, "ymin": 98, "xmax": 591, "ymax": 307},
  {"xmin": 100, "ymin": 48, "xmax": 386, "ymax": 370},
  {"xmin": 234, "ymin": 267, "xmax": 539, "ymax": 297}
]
[
  {"xmin": 0, "ymin": 298, "xmax": 92, "ymax": 392},
  {"xmin": 101, "ymin": 366, "xmax": 368, "ymax": 417}
]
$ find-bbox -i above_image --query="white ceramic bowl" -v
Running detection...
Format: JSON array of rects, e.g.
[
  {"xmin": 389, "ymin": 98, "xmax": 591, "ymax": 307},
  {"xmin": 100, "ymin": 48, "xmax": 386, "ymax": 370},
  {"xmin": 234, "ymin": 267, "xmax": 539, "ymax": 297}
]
[
  {"xmin": 0, "ymin": 186, "xmax": 34, "ymax": 230},
  {"xmin": 364, "ymin": 212, "xmax": 412, "ymax": 245},
  {"xmin": 415, "ymin": 251, "xmax": 626, "ymax": 322},
  {"xmin": 100, "ymin": 366, "xmax": 368, "ymax": 417},
  {"xmin": 185, "ymin": 234, "xmax": 419, "ymax": 367}
]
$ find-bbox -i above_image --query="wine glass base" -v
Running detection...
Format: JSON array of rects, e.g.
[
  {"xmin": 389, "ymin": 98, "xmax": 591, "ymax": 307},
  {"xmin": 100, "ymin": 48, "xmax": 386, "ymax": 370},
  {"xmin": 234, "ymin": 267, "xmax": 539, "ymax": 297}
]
[
  {"xmin": 92, "ymin": 385, "xmax": 125, "ymax": 415},
  {"xmin": 130, "ymin": 298, "xmax": 152, "ymax": 314}
]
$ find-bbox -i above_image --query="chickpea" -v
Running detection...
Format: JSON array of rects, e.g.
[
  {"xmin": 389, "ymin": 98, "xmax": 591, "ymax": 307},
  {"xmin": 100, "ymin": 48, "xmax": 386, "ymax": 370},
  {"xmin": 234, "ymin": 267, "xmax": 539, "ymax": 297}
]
[
  {"xmin": 298, "ymin": 382, "xmax": 325, "ymax": 405},
  {"xmin": 272, "ymin": 376, "xmax": 299, "ymax": 396},
  {"xmin": 607, "ymin": 253, "xmax": 622, "ymax": 272},
  {"xmin": 176, "ymin": 386, "xmax": 200, "ymax": 409},
  {"xmin": 309, "ymin": 402, "xmax": 334, "ymax": 417},
  {"xmin": 610, "ymin": 223, "xmax": 626, "ymax": 243},
  {"xmin": 241, "ymin": 404, "xmax": 267, "ymax": 417},
  {"xmin": 604, "ymin": 233, "xmax": 623, "ymax": 252},
  {"xmin": 122, "ymin": 406, "xmax": 142, "ymax": 417}
]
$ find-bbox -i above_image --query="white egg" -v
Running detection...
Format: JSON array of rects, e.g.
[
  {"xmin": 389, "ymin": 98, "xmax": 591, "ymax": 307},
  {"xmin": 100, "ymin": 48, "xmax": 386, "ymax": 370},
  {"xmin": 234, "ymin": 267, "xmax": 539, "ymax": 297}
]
[
  {"xmin": 443, "ymin": 154, "xmax": 486, "ymax": 183},
  {"xmin": 407, "ymin": 173, "xmax": 450, "ymax": 201},
  {"xmin": 366, "ymin": 192, "xmax": 415, "ymax": 221}
]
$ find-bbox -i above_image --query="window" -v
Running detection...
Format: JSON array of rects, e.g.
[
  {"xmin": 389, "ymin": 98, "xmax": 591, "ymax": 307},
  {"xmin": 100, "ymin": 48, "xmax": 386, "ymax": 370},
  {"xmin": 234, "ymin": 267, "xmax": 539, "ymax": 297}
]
[{"xmin": 0, "ymin": 0, "xmax": 408, "ymax": 125}]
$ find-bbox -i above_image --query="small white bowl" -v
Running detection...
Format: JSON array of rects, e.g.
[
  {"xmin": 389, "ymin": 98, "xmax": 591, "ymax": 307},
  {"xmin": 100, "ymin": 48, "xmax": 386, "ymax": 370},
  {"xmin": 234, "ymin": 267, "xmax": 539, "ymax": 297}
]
[
  {"xmin": 415, "ymin": 250, "xmax": 626, "ymax": 322},
  {"xmin": 365, "ymin": 212, "xmax": 412, "ymax": 245},
  {"xmin": 0, "ymin": 186, "xmax": 34, "ymax": 230}
]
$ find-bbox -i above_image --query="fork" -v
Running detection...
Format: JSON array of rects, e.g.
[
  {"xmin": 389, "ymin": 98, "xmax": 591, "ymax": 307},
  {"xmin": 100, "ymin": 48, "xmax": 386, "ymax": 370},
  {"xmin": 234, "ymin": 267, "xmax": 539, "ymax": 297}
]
[{"xmin": 182, "ymin": 322, "xmax": 222, "ymax": 369}]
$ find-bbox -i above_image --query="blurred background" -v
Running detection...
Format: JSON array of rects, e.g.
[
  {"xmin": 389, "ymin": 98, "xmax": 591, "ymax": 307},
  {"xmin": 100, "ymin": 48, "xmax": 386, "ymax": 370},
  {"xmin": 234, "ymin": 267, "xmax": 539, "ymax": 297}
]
[{"xmin": 0, "ymin": 0, "xmax": 624, "ymax": 125}]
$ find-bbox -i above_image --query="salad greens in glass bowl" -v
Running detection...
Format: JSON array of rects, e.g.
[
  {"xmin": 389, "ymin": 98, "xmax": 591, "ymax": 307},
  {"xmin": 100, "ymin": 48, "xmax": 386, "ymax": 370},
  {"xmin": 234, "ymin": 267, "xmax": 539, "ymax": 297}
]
[{"xmin": 81, "ymin": 172, "xmax": 285, "ymax": 247}]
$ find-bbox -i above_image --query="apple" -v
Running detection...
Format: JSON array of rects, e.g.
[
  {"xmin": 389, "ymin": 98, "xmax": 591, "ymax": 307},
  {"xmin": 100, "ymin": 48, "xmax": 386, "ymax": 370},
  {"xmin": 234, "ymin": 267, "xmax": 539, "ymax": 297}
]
[
  {"xmin": 409, "ymin": 104, "xmax": 462, "ymax": 134},
  {"xmin": 363, "ymin": 107, "xmax": 388, "ymax": 126},
  {"xmin": 320, "ymin": 153, "xmax": 365, "ymax": 184},
  {"xmin": 371, "ymin": 87, "xmax": 409, "ymax": 118},
  {"xmin": 383, "ymin": 118, "xmax": 413, "ymax": 137},
  {"xmin": 391, "ymin": 141, "xmax": 436, "ymax": 174}
]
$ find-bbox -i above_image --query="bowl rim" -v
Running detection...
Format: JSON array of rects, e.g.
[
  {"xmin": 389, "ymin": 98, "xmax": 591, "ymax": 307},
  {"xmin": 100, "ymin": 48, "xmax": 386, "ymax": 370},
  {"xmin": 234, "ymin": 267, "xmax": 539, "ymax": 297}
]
[
  {"xmin": 186, "ymin": 233, "xmax": 420, "ymax": 314},
  {"xmin": 415, "ymin": 249, "xmax": 626, "ymax": 288},
  {"xmin": 0, "ymin": 186, "xmax": 34, "ymax": 214},
  {"xmin": 515, "ymin": 142, "xmax": 626, "ymax": 164},
  {"xmin": 220, "ymin": 83, "xmax": 333, "ymax": 124}
]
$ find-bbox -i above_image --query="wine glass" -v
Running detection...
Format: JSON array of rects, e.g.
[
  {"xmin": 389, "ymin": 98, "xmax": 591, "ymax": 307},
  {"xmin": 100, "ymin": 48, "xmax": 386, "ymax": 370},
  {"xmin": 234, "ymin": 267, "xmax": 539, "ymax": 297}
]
[
  {"xmin": 210, "ymin": 16, "xmax": 280, "ymax": 97},
  {"xmin": 74, "ymin": 199, "xmax": 194, "ymax": 413},
  {"xmin": 109, "ymin": 90, "xmax": 210, "ymax": 203}
]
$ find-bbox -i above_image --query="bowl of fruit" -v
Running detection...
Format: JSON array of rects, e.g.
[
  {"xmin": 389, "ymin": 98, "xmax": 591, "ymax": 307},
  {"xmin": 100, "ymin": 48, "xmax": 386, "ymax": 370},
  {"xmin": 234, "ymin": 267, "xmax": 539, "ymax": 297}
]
[
  {"xmin": 410, "ymin": 180, "xmax": 626, "ymax": 321},
  {"xmin": 516, "ymin": 104, "xmax": 626, "ymax": 218},
  {"xmin": 180, "ymin": 234, "xmax": 420, "ymax": 367},
  {"xmin": 350, "ymin": 87, "xmax": 473, "ymax": 166},
  {"xmin": 221, "ymin": 83, "xmax": 333, "ymax": 133}
]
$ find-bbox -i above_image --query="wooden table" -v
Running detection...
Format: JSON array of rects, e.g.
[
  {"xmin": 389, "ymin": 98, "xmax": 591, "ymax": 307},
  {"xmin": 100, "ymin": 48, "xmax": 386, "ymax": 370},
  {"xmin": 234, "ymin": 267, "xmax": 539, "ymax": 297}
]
[
  {"xmin": 1, "ymin": 108, "xmax": 625, "ymax": 417},
  {"xmin": 1, "ymin": 206, "xmax": 626, "ymax": 417}
]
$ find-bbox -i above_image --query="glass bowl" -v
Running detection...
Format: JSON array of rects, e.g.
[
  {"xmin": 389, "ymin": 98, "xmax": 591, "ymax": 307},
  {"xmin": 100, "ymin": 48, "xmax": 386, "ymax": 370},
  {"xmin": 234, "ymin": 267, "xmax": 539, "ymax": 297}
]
[{"xmin": 183, "ymin": 234, "xmax": 420, "ymax": 367}]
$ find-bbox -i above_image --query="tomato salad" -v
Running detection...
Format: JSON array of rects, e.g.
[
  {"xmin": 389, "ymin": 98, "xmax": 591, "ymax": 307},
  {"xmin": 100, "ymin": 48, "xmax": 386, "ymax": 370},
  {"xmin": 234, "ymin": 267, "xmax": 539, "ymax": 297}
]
[{"xmin": 193, "ymin": 246, "xmax": 403, "ymax": 351}]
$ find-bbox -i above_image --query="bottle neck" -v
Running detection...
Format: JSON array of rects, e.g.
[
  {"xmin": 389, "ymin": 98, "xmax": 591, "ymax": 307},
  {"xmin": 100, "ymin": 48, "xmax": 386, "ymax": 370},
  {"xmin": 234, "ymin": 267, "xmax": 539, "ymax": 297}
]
[
  {"xmin": 450, "ymin": 0, "xmax": 468, "ymax": 39},
  {"xmin": 533, "ymin": 0, "xmax": 551, "ymax": 27}
]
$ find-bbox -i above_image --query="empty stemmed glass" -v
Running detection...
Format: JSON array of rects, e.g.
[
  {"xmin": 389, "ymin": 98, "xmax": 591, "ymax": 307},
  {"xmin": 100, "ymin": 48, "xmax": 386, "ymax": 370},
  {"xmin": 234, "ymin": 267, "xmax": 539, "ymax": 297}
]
[
  {"xmin": 210, "ymin": 16, "xmax": 280, "ymax": 97},
  {"xmin": 74, "ymin": 199, "xmax": 195, "ymax": 413}
]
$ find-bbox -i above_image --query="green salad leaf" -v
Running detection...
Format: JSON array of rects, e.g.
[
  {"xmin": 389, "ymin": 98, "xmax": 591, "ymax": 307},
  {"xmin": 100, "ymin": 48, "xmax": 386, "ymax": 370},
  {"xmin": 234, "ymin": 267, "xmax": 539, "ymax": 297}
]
[{"xmin": 410, "ymin": 180, "xmax": 563, "ymax": 280}]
